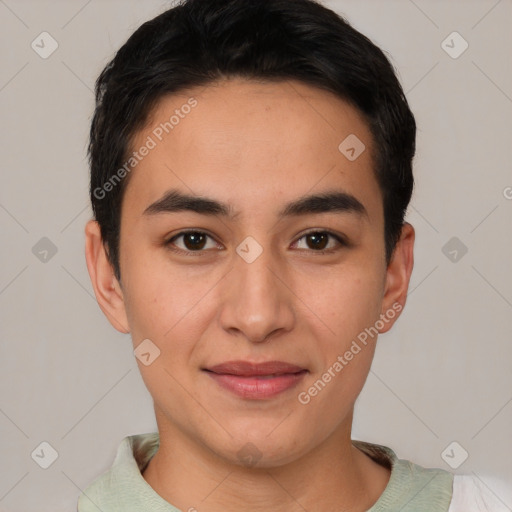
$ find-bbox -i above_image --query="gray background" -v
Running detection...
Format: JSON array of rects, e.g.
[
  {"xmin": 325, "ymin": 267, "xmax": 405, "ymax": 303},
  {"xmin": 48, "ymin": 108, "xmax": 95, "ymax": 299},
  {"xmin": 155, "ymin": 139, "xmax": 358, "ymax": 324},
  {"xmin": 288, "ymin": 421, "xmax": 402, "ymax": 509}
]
[{"xmin": 0, "ymin": 0, "xmax": 511, "ymax": 510}]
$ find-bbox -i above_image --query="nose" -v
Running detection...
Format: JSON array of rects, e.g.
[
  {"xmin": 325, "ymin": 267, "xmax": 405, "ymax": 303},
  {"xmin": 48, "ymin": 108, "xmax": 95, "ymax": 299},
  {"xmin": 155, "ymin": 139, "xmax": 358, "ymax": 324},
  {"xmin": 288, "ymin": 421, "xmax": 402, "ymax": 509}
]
[{"xmin": 218, "ymin": 242, "xmax": 295, "ymax": 344}]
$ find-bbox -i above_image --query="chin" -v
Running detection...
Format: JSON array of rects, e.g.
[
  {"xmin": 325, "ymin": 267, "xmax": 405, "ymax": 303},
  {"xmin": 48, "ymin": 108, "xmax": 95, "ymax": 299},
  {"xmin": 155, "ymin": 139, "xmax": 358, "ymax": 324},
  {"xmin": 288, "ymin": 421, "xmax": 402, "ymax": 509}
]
[{"xmin": 218, "ymin": 429, "xmax": 311, "ymax": 469}]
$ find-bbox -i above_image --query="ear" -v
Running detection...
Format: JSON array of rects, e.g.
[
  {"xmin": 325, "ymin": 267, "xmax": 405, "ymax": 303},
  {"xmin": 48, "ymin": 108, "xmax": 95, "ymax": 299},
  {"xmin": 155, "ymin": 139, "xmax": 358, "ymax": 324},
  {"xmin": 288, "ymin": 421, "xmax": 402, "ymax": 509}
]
[
  {"xmin": 378, "ymin": 222, "xmax": 415, "ymax": 334},
  {"xmin": 84, "ymin": 219, "xmax": 130, "ymax": 333}
]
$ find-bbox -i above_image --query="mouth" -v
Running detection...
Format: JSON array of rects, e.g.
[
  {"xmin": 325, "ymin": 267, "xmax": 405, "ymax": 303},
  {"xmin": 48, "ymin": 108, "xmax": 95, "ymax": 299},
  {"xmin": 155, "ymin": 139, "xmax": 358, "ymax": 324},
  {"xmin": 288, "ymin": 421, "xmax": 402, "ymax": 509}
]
[{"xmin": 202, "ymin": 360, "xmax": 308, "ymax": 400}]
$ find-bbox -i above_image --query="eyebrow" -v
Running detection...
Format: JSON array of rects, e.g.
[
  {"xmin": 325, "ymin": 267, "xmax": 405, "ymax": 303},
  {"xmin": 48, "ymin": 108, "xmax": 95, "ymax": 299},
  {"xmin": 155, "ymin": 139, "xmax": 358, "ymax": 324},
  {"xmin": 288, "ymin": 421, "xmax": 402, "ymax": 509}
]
[{"xmin": 143, "ymin": 188, "xmax": 368, "ymax": 220}]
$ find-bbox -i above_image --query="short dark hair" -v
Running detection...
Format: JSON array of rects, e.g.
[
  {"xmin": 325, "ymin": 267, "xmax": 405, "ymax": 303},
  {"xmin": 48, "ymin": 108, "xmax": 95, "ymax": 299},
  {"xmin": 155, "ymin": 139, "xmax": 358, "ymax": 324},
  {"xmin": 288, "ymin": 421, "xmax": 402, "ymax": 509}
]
[{"xmin": 89, "ymin": 0, "xmax": 415, "ymax": 281}]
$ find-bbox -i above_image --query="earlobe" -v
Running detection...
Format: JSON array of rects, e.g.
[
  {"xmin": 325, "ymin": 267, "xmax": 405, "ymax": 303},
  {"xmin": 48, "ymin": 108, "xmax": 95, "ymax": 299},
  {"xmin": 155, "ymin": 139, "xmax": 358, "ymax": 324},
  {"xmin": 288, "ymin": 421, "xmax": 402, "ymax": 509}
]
[
  {"xmin": 378, "ymin": 222, "xmax": 415, "ymax": 334},
  {"xmin": 84, "ymin": 220, "xmax": 130, "ymax": 334}
]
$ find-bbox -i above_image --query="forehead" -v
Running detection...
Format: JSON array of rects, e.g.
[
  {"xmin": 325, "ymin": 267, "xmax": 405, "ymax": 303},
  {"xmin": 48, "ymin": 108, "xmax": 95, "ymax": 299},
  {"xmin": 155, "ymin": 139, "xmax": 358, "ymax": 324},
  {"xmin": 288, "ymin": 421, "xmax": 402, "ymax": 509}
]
[{"xmin": 123, "ymin": 78, "xmax": 382, "ymax": 225}]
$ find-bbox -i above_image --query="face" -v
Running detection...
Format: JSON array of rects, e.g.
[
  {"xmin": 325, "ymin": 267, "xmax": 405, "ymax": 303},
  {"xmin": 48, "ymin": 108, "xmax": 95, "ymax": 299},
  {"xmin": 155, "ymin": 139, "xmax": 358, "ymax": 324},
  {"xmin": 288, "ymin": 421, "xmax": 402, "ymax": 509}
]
[{"xmin": 88, "ymin": 78, "xmax": 413, "ymax": 468}]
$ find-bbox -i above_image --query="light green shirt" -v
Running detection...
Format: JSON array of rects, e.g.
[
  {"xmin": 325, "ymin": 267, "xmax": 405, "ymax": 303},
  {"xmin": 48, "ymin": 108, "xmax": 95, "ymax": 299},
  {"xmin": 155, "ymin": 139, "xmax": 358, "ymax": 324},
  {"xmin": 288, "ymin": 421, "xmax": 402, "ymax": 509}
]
[{"xmin": 78, "ymin": 432, "xmax": 454, "ymax": 511}]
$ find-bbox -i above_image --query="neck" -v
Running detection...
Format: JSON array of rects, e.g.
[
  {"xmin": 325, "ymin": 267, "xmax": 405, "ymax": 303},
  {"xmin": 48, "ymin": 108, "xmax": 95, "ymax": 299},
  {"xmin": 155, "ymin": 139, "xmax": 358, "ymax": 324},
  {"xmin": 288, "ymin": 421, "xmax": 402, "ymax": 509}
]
[{"xmin": 142, "ymin": 412, "xmax": 390, "ymax": 511}]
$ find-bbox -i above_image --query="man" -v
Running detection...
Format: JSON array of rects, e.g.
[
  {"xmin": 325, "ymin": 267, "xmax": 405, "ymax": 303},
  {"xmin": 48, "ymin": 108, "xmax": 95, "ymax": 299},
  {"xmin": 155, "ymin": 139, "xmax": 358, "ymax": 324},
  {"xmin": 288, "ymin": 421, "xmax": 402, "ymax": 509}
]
[{"xmin": 80, "ymin": 0, "xmax": 503, "ymax": 510}]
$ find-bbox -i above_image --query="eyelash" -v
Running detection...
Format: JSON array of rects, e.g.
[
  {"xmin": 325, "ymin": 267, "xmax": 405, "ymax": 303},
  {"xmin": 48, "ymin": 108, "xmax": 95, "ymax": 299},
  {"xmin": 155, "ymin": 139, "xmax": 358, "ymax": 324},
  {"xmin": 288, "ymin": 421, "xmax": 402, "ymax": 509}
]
[{"xmin": 164, "ymin": 230, "xmax": 348, "ymax": 256}]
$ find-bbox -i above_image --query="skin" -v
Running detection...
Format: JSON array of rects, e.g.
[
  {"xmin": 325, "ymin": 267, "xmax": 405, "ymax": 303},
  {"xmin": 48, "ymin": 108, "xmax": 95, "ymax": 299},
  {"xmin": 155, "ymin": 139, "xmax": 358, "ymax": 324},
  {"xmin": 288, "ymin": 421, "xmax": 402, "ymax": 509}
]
[{"xmin": 85, "ymin": 78, "xmax": 414, "ymax": 511}]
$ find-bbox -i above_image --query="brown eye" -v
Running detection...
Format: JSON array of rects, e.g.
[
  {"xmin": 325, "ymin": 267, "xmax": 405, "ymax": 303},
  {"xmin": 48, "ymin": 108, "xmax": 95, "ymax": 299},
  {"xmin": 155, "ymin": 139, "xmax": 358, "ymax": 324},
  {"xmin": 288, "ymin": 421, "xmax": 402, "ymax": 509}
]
[
  {"xmin": 294, "ymin": 231, "xmax": 346, "ymax": 253},
  {"xmin": 181, "ymin": 232, "xmax": 207, "ymax": 250},
  {"xmin": 305, "ymin": 232, "xmax": 329, "ymax": 250},
  {"xmin": 166, "ymin": 231, "xmax": 219, "ymax": 253}
]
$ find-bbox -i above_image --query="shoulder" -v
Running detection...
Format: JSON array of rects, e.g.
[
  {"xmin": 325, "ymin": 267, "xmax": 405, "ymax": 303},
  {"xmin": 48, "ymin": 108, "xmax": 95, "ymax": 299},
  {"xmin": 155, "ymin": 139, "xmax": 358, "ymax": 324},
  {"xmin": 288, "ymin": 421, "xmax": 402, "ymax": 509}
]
[
  {"xmin": 354, "ymin": 440, "xmax": 512, "ymax": 512},
  {"xmin": 77, "ymin": 433, "xmax": 162, "ymax": 512},
  {"xmin": 77, "ymin": 436, "xmax": 134, "ymax": 511},
  {"xmin": 353, "ymin": 440, "xmax": 453, "ymax": 511}
]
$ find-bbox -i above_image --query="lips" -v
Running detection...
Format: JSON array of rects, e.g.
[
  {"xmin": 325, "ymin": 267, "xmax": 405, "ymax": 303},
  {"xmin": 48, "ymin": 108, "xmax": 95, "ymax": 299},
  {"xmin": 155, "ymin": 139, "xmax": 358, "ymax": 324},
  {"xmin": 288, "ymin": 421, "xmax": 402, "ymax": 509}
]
[
  {"xmin": 205, "ymin": 360, "xmax": 306, "ymax": 377},
  {"xmin": 203, "ymin": 360, "xmax": 308, "ymax": 399}
]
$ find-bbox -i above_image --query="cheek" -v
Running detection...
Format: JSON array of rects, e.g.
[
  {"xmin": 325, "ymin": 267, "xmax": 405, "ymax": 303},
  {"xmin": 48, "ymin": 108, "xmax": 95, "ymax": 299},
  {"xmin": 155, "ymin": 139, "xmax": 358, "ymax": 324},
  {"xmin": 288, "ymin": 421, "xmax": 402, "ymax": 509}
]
[
  {"xmin": 120, "ymin": 244, "xmax": 197, "ymax": 338},
  {"xmin": 123, "ymin": 270, "xmax": 198, "ymax": 404},
  {"xmin": 121, "ymin": 257, "xmax": 217, "ymax": 384},
  {"xmin": 299, "ymin": 272, "xmax": 382, "ymax": 419},
  {"xmin": 312, "ymin": 265, "xmax": 384, "ymax": 343}
]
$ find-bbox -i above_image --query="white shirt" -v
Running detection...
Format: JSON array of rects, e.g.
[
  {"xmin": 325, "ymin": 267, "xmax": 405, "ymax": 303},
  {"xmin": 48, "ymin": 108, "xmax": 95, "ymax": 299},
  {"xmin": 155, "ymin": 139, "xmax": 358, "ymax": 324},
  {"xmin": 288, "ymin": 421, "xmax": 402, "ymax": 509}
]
[{"xmin": 449, "ymin": 475, "xmax": 511, "ymax": 512}]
